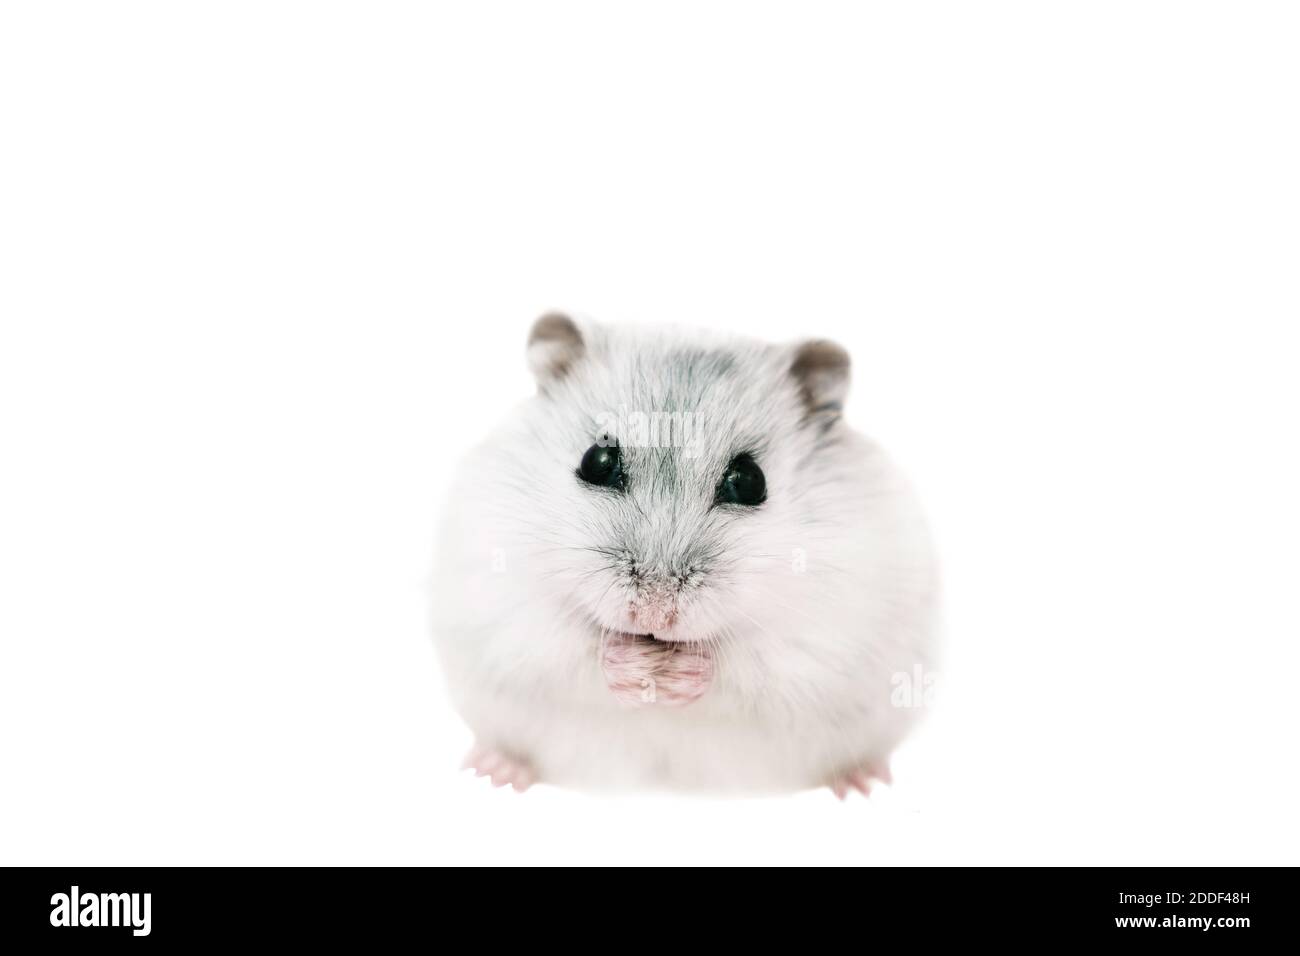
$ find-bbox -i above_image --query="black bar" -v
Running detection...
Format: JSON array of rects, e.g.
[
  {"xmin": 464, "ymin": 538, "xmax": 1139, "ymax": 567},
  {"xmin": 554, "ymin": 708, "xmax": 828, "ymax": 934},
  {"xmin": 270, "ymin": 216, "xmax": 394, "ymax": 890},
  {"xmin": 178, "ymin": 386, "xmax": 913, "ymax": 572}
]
[{"xmin": 0, "ymin": 867, "xmax": 1288, "ymax": 945}]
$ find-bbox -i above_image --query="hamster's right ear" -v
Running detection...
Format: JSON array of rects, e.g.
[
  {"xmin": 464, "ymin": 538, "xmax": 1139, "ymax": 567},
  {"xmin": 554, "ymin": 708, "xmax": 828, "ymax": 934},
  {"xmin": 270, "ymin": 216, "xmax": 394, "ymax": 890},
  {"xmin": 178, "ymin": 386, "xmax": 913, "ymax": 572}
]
[{"xmin": 526, "ymin": 311, "xmax": 585, "ymax": 390}]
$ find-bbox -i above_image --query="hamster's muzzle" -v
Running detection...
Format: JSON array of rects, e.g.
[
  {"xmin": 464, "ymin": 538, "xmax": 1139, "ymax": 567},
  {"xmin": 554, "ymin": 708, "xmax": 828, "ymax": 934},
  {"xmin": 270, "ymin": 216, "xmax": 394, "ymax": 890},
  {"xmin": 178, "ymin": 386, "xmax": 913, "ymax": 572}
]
[{"xmin": 626, "ymin": 586, "xmax": 678, "ymax": 633}]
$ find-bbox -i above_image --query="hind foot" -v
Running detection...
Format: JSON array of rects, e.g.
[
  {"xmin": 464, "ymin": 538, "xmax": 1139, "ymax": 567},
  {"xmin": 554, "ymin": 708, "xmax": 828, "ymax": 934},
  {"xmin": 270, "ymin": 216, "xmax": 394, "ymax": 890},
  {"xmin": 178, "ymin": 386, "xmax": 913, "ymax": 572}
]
[
  {"xmin": 463, "ymin": 745, "xmax": 535, "ymax": 792},
  {"xmin": 828, "ymin": 759, "xmax": 892, "ymax": 800}
]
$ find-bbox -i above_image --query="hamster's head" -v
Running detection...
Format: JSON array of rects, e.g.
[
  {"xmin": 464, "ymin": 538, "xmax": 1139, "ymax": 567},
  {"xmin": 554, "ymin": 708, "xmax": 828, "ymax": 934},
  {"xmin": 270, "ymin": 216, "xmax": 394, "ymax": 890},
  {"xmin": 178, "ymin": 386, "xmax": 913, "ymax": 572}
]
[{"xmin": 505, "ymin": 312, "xmax": 855, "ymax": 648}]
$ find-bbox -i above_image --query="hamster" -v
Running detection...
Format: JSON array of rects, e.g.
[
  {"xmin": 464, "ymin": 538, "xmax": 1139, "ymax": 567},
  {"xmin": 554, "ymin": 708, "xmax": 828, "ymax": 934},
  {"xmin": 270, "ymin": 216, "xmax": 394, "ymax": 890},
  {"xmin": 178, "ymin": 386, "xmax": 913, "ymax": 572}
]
[{"xmin": 433, "ymin": 313, "xmax": 939, "ymax": 796}]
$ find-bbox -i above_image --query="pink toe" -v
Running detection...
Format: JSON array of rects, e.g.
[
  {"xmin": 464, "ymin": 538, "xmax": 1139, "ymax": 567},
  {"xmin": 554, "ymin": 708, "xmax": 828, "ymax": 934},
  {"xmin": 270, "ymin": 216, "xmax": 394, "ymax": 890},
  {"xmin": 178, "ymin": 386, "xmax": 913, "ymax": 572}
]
[
  {"xmin": 463, "ymin": 745, "xmax": 536, "ymax": 792},
  {"xmin": 848, "ymin": 770, "xmax": 872, "ymax": 795},
  {"xmin": 831, "ymin": 780, "xmax": 849, "ymax": 800}
]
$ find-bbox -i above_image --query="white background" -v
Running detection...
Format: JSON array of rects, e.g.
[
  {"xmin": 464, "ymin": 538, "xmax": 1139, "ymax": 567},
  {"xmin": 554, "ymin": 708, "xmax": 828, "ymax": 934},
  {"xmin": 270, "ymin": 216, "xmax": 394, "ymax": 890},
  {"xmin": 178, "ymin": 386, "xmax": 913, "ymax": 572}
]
[{"xmin": 2, "ymin": 2, "xmax": 1297, "ymax": 865}]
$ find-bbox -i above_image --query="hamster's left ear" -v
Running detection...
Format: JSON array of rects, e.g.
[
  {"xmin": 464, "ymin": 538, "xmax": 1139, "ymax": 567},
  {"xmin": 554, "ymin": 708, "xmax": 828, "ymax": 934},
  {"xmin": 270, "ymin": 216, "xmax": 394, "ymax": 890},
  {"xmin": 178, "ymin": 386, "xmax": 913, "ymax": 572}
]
[
  {"xmin": 789, "ymin": 339, "xmax": 851, "ymax": 419},
  {"xmin": 526, "ymin": 311, "xmax": 585, "ymax": 389}
]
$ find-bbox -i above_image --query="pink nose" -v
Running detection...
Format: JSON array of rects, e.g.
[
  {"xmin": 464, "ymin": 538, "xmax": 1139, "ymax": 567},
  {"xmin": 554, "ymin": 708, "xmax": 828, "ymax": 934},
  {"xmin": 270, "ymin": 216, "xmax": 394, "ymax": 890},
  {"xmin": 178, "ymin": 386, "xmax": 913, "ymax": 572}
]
[{"xmin": 629, "ymin": 592, "xmax": 676, "ymax": 631}]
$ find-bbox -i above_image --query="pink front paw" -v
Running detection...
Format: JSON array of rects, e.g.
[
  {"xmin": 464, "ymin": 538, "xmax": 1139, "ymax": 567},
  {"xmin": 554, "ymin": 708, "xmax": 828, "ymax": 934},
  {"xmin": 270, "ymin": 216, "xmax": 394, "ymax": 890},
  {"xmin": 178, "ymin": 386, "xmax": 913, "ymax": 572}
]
[
  {"xmin": 601, "ymin": 633, "xmax": 713, "ymax": 707},
  {"xmin": 463, "ymin": 746, "xmax": 535, "ymax": 792}
]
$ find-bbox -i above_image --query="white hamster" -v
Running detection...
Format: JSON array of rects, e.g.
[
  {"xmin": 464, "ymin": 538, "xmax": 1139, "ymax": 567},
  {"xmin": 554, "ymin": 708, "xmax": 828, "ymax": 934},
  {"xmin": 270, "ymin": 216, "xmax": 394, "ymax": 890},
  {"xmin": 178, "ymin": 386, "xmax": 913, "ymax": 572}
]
[{"xmin": 434, "ymin": 313, "xmax": 939, "ymax": 796}]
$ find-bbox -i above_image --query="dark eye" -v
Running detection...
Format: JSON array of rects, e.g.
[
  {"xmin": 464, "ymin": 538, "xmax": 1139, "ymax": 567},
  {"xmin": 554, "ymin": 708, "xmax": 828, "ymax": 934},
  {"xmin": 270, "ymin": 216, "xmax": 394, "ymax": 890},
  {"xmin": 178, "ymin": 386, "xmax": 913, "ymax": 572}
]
[
  {"xmin": 716, "ymin": 453, "xmax": 766, "ymax": 507},
  {"xmin": 578, "ymin": 440, "xmax": 624, "ymax": 489}
]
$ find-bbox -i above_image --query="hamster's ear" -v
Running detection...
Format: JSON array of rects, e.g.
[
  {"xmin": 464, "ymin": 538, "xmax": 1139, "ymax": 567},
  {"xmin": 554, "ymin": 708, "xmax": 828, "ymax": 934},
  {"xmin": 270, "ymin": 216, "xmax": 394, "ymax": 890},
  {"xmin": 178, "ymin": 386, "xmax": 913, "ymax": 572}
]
[
  {"xmin": 526, "ymin": 311, "xmax": 585, "ymax": 388},
  {"xmin": 789, "ymin": 339, "xmax": 851, "ymax": 419}
]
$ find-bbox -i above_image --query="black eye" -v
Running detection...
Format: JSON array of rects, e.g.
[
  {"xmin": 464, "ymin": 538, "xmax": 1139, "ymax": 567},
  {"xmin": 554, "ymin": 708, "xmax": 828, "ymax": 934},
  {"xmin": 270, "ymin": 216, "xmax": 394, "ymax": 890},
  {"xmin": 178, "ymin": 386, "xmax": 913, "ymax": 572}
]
[
  {"xmin": 716, "ymin": 453, "xmax": 766, "ymax": 507},
  {"xmin": 578, "ymin": 440, "xmax": 624, "ymax": 489}
]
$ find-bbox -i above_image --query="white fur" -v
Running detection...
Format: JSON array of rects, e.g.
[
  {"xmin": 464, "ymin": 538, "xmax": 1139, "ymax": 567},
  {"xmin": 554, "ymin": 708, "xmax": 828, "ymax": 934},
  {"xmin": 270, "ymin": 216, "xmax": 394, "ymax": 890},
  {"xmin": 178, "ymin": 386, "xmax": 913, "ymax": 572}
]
[{"xmin": 434, "ymin": 319, "xmax": 939, "ymax": 793}]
